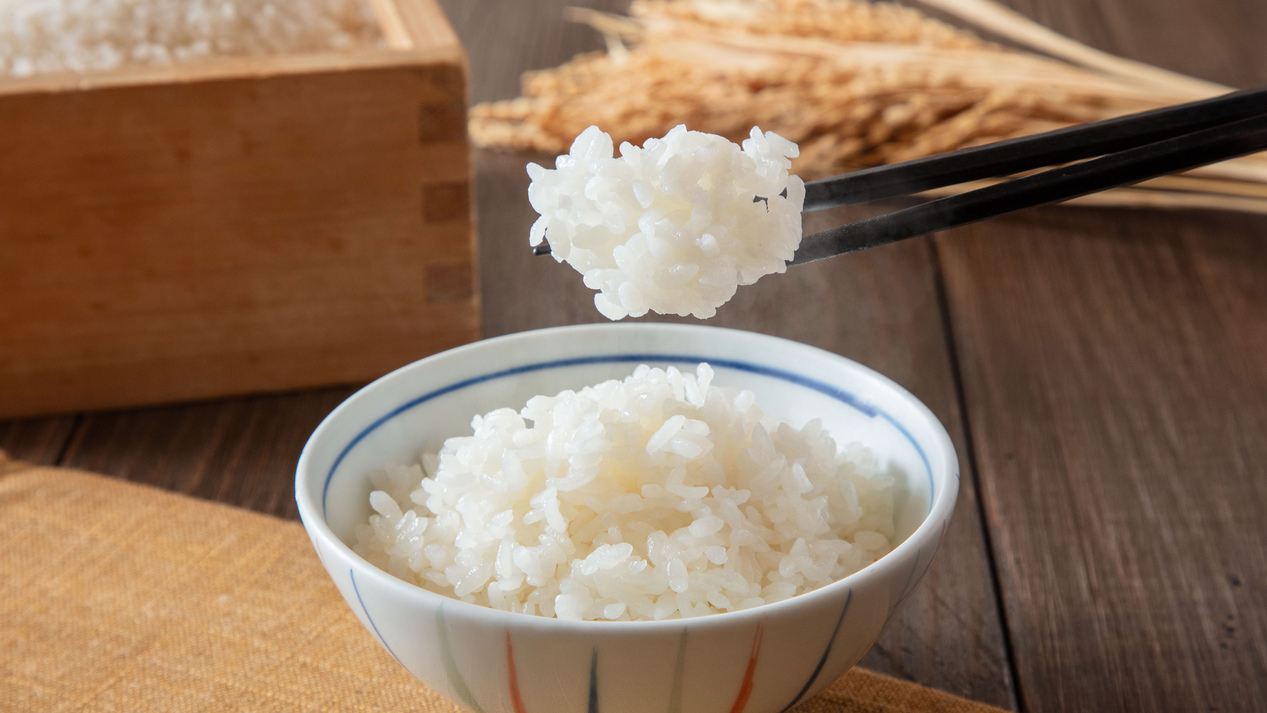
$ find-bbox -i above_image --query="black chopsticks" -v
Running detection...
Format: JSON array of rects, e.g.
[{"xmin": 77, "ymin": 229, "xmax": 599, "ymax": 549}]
[
  {"xmin": 792, "ymin": 86, "xmax": 1267, "ymax": 264},
  {"xmin": 531, "ymin": 86, "xmax": 1267, "ymax": 263},
  {"xmin": 800, "ymin": 86, "xmax": 1267, "ymax": 212}
]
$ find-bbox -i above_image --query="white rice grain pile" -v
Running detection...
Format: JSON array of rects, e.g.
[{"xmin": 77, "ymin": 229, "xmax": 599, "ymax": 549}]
[
  {"xmin": 355, "ymin": 363, "xmax": 894, "ymax": 621},
  {"xmin": 527, "ymin": 125, "xmax": 806, "ymax": 320},
  {"xmin": 0, "ymin": 0, "xmax": 381, "ymax": 77}
]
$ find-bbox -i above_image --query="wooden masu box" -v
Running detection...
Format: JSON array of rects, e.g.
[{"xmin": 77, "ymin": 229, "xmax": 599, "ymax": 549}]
[{"xmin": 0, "ymin": 0, "xmax": 479, "ymax": 419}]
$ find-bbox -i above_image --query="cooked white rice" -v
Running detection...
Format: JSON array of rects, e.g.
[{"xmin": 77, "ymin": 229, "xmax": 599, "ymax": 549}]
[
  {"xmin": 355, "ymin": 363, "xmax": 894, "ymax": 621},
  {"xmin": 0, "ymin": 0, "xmax": 381, "ymax": 77},
  {"xmin": 527, "ymin": 125, "xmax": 806, "ymax": 321}
]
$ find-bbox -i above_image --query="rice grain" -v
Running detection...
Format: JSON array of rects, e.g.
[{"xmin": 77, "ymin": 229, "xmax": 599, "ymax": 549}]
[{"xmin": 355, "ymin": 363, "xmax": 895, "ymax": 621}]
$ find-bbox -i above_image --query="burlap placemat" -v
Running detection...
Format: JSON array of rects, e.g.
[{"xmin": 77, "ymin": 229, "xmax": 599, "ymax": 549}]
[{"xmin": 0, "ymin": 457, "xmax": 1006, "ymax": 713}]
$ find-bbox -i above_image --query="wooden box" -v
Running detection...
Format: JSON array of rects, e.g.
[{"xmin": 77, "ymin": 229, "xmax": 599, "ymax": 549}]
[{"xmin": 0, "ymin": 0, "xmax": 479, "ymax": 419}]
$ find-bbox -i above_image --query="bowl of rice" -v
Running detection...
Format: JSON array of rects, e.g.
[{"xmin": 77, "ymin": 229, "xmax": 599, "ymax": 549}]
[{"xmin": 295, "ymin": 323, "xmax": 958, "ymax": 713}]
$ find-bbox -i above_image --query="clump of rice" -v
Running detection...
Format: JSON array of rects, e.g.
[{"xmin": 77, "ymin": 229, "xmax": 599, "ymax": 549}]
[
  {"xmin": 527, "ymin": 125, "xmax": 806, "ymax": 321},
  {"xmin": 355, "ymin": 363, "xmax": 894, "ymax": 621},
  {"xmin": 0, "ymin": 0, "xmax": 381, "ymax": 77}
]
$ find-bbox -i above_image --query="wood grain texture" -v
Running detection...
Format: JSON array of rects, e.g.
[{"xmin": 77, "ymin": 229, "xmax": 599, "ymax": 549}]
[
  {"xmin": 0, "ymin": 1, "xmax": 478, "ymax": 419},
  {"xmin": 393, "ymin": 0, "xmax": 465, "ymax": 53},
  {"xmin": 59, "ymin": 387, "xmax": 355, "ymax": 520},
  {"xmin": 0, "ymin": 417, "xmax": 76, "ymax": 467},
  {"xmin": 996, "ymin": 0, "xmax": 1267, "ymax": 89},
  {"xmin": 435, "ymin": 0, "xmax": 634, "ymax": 104},
  {"xmin": 938, "ymin": 1, "xmax": 1267, "ymax": 710},
  {"xmin": 940, "ymin": 208, "xmax": 1267, "ymax": 712}
]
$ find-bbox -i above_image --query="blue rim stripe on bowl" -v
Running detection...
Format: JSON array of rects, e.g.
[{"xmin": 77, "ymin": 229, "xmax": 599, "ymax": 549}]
[
  {"xmin": 893, "ymin": 533, "xmax": 942, "ymax": 611},
  {"xmin": 322, "ymin": 353, "xmax": 935, "ymax": 521},
  {"xmin": 350, "ymin": 568, "xmax": 401, "ymax": 665},
  {"xmin": 668, "ymin": 629, "xmax": 688, "ymax": 713},
  {"xmin": 779, "ymin": 590, "xmax": 853, "ymax": 712},
  {"xmin": 587, "ymin": 647, "xmax": 601, "ymax": 713}
]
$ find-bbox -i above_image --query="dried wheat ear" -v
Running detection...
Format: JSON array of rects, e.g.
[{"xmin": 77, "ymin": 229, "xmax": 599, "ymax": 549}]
[{"xmin": 470, "ymin": 0, "xmax": 1267, "ymax": 214}]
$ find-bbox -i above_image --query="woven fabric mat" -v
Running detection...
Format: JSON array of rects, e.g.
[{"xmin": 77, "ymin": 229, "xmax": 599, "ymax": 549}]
[{"xmin": 0, "ymin": 457, "xmax": 1006, "ymax": 713}]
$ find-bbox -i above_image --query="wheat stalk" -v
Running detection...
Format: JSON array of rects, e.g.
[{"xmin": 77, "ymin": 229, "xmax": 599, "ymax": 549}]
[{"xmin": 469, "ymin": 0, "xmax": 1266, "ymax": 213}]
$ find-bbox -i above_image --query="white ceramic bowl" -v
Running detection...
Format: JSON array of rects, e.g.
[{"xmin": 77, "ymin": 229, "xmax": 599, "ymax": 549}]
[{"xmin": 296, "ymin": 323, "xmax": 958, "ymax": 713}]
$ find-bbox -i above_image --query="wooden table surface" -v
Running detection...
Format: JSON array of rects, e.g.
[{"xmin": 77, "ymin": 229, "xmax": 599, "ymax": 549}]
[{"xmin": 3, "ymin": 0, "xmax": 1265, "ymax": 711}]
